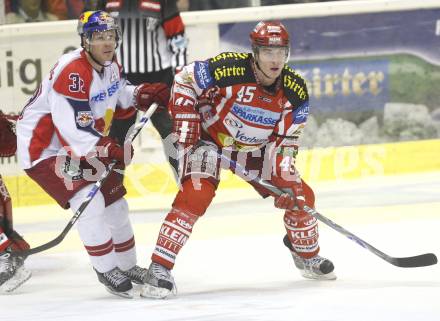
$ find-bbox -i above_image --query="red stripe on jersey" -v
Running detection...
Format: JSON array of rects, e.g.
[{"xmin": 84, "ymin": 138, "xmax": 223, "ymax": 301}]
[
  {"xmin": 53, "ymin": 126, "xmax": 72, "ymax": 154},
  {"xmin": 162, "ymin": 15, "xmax": 185, "ymax": 38},
  {"xmin": 29, "ymin": 114, "xmax": 55, "ymax": 163},
  {"xmin": 113, "ymin": 106, "xmax": 136, "ymax": 120},
  {"xmin": 114, "ymin": 236, "xmax": 135, "ymax": 253},
  {"xmin": 53, "ymin": 126, "xmax": 87, "ymax": 160},
  {"xmin": 113, "ymin": 57, "xmax": 123, "ymax": 78},
  {"xmin": 53, "ymin": 51, "xmax": 92, "ymax": 101},
  {"xmin": 84, "ymin": 239, "xmax": 114, "ymax": 256}
]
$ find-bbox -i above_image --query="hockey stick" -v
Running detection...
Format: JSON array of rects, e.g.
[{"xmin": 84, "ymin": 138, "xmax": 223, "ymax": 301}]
[
  {"xmin": 217, "ymin": 151, "xmax": 437, "ymax": 268},
  {"xmin": 13, "ymin": 103, "xmax": 159, "ymax": 257}
]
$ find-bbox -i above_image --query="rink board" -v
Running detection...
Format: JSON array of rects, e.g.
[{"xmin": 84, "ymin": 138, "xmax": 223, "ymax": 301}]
[{"xmin": 4, "ymin": 138, "xmax": 440, "ymax": 208}]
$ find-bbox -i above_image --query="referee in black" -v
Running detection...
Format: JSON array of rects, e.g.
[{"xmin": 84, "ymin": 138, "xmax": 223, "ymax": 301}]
[{"xmin": 101, "ymin": 0, "xmax": 188, "ymax": 176}]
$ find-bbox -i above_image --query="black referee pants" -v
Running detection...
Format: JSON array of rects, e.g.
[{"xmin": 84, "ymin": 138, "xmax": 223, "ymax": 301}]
[{"xmin": 109, "ymin": 67, "xmax": 179, "ymax": 178}]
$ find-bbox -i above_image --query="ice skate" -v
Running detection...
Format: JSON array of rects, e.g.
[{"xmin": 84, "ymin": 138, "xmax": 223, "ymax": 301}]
[
  {"xmin": 121, "ymin": 265, "xmax": 149, "ymax": 285},
  {"xmin": 140, "ymin": 262, "xmax": 176, "ymax": 299},
  {"xmin": 95, "ymin": 267, "xmax": 133, "ymax": 298},
  {"xmin": 0, "ymin": 251, "xmax": 32, "ymax": 293},
  {"xmin": 283, "ymin": 235, "xmax": 336, "ymax": 280}
]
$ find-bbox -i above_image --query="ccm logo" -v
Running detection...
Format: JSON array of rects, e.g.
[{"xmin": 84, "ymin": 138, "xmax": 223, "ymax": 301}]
[{"xmin": 224, "ymin": 118, "xmax": 243, "ymax": 128}]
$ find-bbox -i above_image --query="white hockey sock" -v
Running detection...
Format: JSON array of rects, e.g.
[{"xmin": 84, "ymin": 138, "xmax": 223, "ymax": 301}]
[
  {"xmin": 103, "ymin": 198, "xmax": 136, "ymax": 271},
  {"xmin": 69, "ymin": 184, "xmax": 116, "ymax": 273}
]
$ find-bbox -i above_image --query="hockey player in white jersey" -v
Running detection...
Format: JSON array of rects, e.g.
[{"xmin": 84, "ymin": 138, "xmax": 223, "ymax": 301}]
[
  {"xmin": 16, "ymin": 11, "xmax": 170, "ymax": 298},
  {"xmin": 0, "ymin": 112, "xmax": 32, "ymax": 293}
]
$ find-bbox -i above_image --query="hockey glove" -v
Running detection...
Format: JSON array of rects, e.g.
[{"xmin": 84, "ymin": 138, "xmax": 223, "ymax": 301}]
[
  {"xmin": 0, "ymin": 112, "xmax": 17, "ymax": 157},
  {"xmin": 8, "ymin": 230, "xmax": 30, "ymax": 252},
  {"xmin": 270, "ymin": 151, "xmax": 305, "ymax": 210},
  {"xmin": 272, "ymin": 177, "xmax": 306, "ymax": 211},
  {"xmin": 95, "ymin": 136, "xmax": 134, "ymax": 167},
  {"xmin": 0, "ymin": 221, "xmax": 30, "ymax": 252},
  {"xmin": 134, "ymin": 82, "xmax": 170, "ymax": 111},
  {"xmin": 171, "ymin": 111, "xmax": 201, "ymax": 147}
]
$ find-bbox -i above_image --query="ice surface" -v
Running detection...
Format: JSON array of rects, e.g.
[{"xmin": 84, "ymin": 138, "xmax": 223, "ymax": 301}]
[{"xmin": 2, "ymin": 172, "xmax": 440, "ymax": 321}]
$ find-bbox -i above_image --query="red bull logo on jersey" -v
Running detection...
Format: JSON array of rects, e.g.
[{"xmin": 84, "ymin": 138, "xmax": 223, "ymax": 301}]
[{"xmin": 76, "ymin": 111, "xmax": 93, "ymax": 128}]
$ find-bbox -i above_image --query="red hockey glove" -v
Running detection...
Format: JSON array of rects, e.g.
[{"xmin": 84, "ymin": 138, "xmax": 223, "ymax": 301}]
[
  {"xmin": 133, "ymin": 82, "xmax": 170, "ymax": 111},
  {"xmin": 0, "ymin": 177, "xmax": 28, "ymax": 253},
  {"xmin": 95, "ymin": 136, "xmax": 134, "ymax": 167},
  {"xmin": 272, "ymin": 178, "xmax": 306, "ymax": 211},
  {"xmin": 0, "ymin": 112, "xmax": 17, "ymax": 157},
  {"xmin": 270, "ymin": 150, "xmax": 305, "ymax": 210},
  {"xmin": 172, "ymin": 111, "xmax": 201, "ymax": 147},
  {"xmin": 8, "ymin": 230, "xmax": 30, "ymax": 251}
]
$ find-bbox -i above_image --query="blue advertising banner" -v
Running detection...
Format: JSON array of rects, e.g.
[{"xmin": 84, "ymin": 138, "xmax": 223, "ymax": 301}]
[
  {"xmin": 219, "ymin": 9, "xmax": 440, "ymax": 64},
  {"xmin": 294, "ymin": 59, "xmax": 389, "ymax": 113},
  {"xmin": 218, "ymin": 9, "xmax": 440, "ymax": 144}
]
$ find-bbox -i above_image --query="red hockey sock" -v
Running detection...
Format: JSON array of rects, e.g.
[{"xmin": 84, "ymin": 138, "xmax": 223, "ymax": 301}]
[
  {"xmin": 151, "ymin": 209, "xmax": 199, "ymax": 270},
  {"xmin": 284, "ymin": 209, "xmax": 320, "ymax": 259}
]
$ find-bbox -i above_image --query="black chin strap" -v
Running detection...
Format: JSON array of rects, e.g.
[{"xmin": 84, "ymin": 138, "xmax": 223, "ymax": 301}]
[{"xmin": 254, "ymin": 57, "xmax": 273, "ymax": 81}]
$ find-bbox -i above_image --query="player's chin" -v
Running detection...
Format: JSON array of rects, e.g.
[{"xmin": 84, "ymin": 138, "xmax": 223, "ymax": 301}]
[
  {"xmin": 101, "ymin": 53, "xmax": 113, "ymax": 61},
  {"xmin": 268, "ymin": 69, "xmax": 282, "ymax": 78}
]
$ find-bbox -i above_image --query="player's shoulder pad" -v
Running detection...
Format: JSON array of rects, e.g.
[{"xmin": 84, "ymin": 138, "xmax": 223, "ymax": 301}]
[
  {"xmin": 52, "ymin": 53, "xmax": 92, "ymax": 101},
  {"xmin": 282, "ymin": 65, "xmax": 309, "ymax": 106},
  {"xmin": 206, "ymin": 52, "xmax": 255, "ymax": 88}
]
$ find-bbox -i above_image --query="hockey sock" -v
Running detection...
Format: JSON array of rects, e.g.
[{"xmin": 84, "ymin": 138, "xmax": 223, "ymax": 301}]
[
  {"xmin": 284, "ymin": 209, "xmax": 320, "ymax": 259},
  {"xmin": 103, "ymin": 198, "xmax": 136, "ymax": 271},
  {"xmin": 151, "ymin": 208, "xmax": 199, "ymax": 270},
  {"xmin": 70, "ymin": 185, "xmax": 116, "ymax": 273}
]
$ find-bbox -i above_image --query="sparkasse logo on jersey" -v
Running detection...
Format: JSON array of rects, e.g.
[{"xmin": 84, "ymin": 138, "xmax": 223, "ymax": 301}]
[{"xmin": 231, "ymin": 103, "xmax": 280, "ymax": 126}]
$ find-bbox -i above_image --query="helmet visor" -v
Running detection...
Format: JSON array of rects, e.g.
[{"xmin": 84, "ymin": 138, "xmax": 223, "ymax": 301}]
[
  {"xmin": 257, "ymin": 46, "xmax": 290, "ymax": 63},
  {"xmin": 85, "ymin": 28, "xmax": 121, "ymax": 50},
  {"xmin": 88, "ymin": 29, "xmax": 118, "ymax": 44}
]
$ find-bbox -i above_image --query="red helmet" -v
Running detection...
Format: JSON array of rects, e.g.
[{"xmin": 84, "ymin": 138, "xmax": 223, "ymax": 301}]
[{"xmin": 250, "ymin": 21, "xmax": 290, "ymax": 47}]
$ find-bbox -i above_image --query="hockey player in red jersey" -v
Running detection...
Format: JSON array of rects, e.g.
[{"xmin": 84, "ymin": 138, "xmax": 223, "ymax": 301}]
[
  {"xmin": 138, "ymin": 21, "xmax": 336, "ymax": 299},
  {"xmin": 0, "ymin": 112, "xmax": 32, "ymax": 293},
  {"xmin": 16, "ymin": 11, "xmax": 170, "ymax": 298}
]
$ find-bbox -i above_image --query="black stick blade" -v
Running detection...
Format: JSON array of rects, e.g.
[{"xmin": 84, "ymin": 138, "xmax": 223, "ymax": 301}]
[{"xmin": 389, "ymin": 253, "xmax": 437, "ymax": 268}]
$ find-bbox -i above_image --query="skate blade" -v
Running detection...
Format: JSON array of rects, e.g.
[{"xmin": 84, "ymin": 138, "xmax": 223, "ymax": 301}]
[
  {"xmin": 140, "ymin": 283, "xmax": 172, "ymax": 299},
  {"xmin": 0, "ymin": 266, "xmax": 32, "ymax": 293},
  {"xmin": 104, "ymin": 286, "xmax": 134, "ymax": 299},
  {"xmin": 300, "ymin": 270, "xmax": 337, "ymax": 281}
]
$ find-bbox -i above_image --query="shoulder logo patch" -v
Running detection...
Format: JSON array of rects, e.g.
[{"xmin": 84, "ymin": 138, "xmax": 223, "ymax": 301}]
[{"xmin": 194, "ymin": 61, "xmax": 214, "ymax": 89}]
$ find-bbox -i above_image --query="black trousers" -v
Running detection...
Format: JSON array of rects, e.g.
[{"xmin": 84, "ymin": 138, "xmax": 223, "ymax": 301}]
[{"xmin": 109, "ymin": 67, "xmax": 178, "ymax": 177}]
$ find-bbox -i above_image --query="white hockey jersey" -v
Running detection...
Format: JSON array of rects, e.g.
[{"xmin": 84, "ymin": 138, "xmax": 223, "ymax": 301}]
[{"xmin": 17, "ymin": 48, "xmax": 136, "ymax": 169}]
